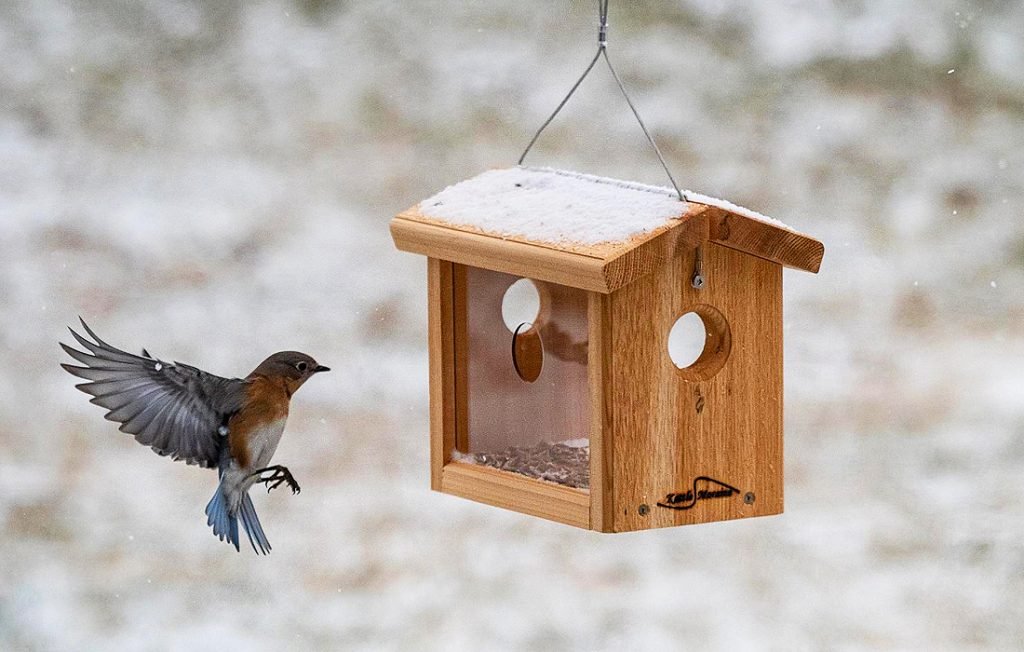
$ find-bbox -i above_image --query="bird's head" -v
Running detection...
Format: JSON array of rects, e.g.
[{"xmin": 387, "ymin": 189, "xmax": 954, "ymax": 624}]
[{"xmin": 251, "ymin": 351, "xmax": 330, "ymax": 392}]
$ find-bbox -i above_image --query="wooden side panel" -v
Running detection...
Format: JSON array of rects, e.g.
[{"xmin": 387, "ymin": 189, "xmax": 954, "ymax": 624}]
[
  {"xmin": 427, "ymin": 258, "xmax": 457, "ymax": 490},
  {"xmin": 608, "ymin": 244, "xmax": 783, "ymax": 531},
  {"xmin": 441, "ymin": 462, "xmax": 590, "ymax": 529}
]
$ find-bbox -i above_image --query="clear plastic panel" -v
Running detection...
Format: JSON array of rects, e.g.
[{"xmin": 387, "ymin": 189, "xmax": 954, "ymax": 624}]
[{"xmin": 456, "ymin": 267, "xmax": 590, "ymax": 489}]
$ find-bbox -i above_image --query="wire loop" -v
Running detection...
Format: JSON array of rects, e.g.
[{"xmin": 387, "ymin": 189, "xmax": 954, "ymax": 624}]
[{"xmin": 518, "ymin": 0, "xmax": 687, "ymax": 202}]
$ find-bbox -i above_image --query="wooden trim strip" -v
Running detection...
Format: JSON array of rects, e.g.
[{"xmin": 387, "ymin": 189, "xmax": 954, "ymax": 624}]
[
  {"xmin": 451, "ymin": 264, "xmax": 469, "ymax": 453},
  {"xmin": 392, "ymin": 217, "xmax": 612, "ymax": 293},
  {"xmin": 587, "ymin": 291, "xmax": 616, "ymax": 532},
  {"xmin": 441, "ymin": 462, "xmax": 591, "ymax": 529},
  {"xmin": 427, "ymin": 259, "xmax": 456, "ymax": 490}
]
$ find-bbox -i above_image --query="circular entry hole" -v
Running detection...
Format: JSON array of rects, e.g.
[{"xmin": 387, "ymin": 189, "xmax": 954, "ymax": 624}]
[
  {"xmin": 667, "ymin": 312, "xmax": 706, "ymax": 369},
  {"xmin": 667, "ymin": 305, "xmax": 731, "ymax": 382},
  {"xmin": 501, "ymin": 279, "xmax": 541, "ymax": 332}
]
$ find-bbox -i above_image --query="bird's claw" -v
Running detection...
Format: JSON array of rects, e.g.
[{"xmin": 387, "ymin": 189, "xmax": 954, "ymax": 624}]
[{"xmin": 263, "ymin": 468, "xmax": 300, "ymax": 495}]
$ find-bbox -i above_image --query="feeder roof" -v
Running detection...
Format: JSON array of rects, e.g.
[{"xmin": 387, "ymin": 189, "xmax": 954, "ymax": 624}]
[{"xmin": 391, "ymin": 167, "xmax": 823, "ymax": 293}]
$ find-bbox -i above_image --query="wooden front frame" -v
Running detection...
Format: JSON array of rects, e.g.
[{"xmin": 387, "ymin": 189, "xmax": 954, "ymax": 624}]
[{"xmin": 427, "ymin": 258, "xmax": 598, "ymax": 529}]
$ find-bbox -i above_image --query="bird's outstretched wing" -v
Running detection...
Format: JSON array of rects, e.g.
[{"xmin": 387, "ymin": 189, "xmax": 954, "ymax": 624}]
[{"xmin": 61, "ymin": 319, "xmax": 249, "ymax": 468}]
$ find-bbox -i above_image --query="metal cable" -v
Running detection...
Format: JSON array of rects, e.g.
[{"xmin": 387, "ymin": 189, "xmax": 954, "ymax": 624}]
[
  {"xmin": 517, "ymin": 0, "xmax": 687, "ymax": 202},
  {"xmin": 516, "ymin": 47, "xmax": 602, "ymax": 167}
]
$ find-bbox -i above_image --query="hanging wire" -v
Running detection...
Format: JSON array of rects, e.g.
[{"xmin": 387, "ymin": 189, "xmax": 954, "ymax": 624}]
[{"xmin": 518, "ymin": 0, "xmax": 687, "ymax": 202}]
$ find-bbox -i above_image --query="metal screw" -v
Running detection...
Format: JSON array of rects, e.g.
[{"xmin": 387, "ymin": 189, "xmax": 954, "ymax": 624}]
[
  {"xmin": 744, "ymin": 492, "xmax": 756, "ymax": 505},
  {"xmin": 638, "ymin": 504, "xmax": 650, "ymax": 516},
  {"xmin": 691, "ymin": 247, "xmax": 705, "ymax": 289}
]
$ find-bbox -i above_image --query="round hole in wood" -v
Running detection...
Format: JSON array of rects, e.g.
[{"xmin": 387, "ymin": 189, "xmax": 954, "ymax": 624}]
[
  {"xmin": 501, "ymin": 279, "xmax": 541, "ymax": 332},
  {"xmin": 667, "ymin": 304, "xmax": 731, "ymax": 382},
  {"xmin": 667, "ymin": 312, "xmax": 705, "ymax": 369}
]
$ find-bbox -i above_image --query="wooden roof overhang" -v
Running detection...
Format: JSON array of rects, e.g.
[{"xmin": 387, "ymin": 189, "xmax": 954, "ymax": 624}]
[{"xmin": 392, "ymin": 202, "xmax": 822, "ymax": 293}]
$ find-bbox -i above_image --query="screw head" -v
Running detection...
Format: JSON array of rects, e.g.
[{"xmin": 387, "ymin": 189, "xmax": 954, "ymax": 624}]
[
  {"xmin": 744, "ymin": 492, "xmax": 756, "ymax": 505},
  {"xmin": 638, "ymin": 504, "xmax": 650, "ymax": 516},
  {"xmin": 691, "ymin": 274, "xmax": 705, "ymax": 289}
]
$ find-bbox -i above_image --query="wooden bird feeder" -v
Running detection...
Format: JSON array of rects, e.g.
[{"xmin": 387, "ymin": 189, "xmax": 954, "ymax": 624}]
[{"xmin": 391, "ymin": 167, "xmax": 823, "ymax": 532}]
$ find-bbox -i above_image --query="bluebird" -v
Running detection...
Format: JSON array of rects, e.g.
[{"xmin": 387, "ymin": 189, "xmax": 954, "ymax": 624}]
[{"xmin": 60, "ymin": 319, "xmax": 329, "ymax": 555}]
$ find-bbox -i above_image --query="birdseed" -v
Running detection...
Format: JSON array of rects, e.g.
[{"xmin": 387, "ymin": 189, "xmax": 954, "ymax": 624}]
[{"xmin": 458, "ymin": 440, "xmax": 589, "ymax": 489}]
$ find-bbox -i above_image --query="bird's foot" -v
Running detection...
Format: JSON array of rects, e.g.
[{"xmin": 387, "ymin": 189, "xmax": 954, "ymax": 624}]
[{"xmin": 260, "ymin": 466, "xmax": 300, "ymax": 495}]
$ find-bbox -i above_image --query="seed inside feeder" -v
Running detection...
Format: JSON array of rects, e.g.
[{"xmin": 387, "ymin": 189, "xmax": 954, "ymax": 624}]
[{"xmin": 454, "ymin": 439, "xmax": 589, "ymax": 489}]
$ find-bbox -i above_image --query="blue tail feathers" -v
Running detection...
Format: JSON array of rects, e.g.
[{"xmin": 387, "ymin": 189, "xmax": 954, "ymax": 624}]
[
  {"xmin": 205, "ymin": 483, "xmax": 271, "ymax": 555},
  {"xmin": 205, "ymin": 484, "xmax": 239, "ymax": 551},
  {"xmin": 239, "ymin": 492, "xmax": 271, "ymax": 555}
]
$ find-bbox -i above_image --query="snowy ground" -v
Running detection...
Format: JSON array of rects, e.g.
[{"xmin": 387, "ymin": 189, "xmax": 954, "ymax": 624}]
[{"xmin": 1, "ymin": 1, "xmax": 1022, "ymax": 649}]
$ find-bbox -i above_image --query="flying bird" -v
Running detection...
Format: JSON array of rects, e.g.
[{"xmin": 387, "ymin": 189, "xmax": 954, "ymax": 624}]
[{"xmin": 60, "ymin": 319, "xmax": 329, "ymax": 555}]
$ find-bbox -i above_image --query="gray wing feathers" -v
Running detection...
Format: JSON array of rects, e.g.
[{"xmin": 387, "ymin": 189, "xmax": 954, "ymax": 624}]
[{"xmin": 61, "ymin": 319, "xmax": 249, "ymax": 468}]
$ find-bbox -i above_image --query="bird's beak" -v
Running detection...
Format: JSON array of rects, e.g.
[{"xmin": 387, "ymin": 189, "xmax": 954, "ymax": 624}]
[{"xmin": 313, "ymin": 365, "xmax": 331, "ymax": 373}]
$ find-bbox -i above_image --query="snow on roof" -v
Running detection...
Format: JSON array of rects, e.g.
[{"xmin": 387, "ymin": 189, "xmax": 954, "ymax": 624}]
[{"xmin": 418, "ymin": 167, "xmax": 792, "ymax": 246}]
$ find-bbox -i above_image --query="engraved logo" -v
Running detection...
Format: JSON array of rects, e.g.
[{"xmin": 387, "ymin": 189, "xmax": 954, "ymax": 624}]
[{"xmin": 657, "ymin": 476, "xmax": 740, "ymax": 510}]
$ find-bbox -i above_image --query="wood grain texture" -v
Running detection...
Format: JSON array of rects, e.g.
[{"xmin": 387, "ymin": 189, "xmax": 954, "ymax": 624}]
[
  {"xmin": 427, "ymin": 258, "xmax": 456, "ymax": 490},
  {"xmin": 708, "ymin": 207, "xmax": 824, "ymax": 273},
  {"xmin": 601, "ymin": 205, "xmax": 709, "ymax": 291},
  {"xmin": 607, "ymin": 243, "xmax": 784, "ymax": 532},
  {"xmin": 441, "ymin": 462, "xmax": 590, "ymax": 529}
]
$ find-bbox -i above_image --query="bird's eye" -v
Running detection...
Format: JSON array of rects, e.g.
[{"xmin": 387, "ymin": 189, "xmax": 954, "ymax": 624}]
[{"xmin": 296, "ymin": 361, "xmax": 308, "ymax": 372}]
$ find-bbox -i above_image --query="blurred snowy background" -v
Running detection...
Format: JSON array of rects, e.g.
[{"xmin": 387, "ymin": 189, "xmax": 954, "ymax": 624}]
[{"xmin": 2, "ymin": 0, "xmax": 1022, "ymax": 649}]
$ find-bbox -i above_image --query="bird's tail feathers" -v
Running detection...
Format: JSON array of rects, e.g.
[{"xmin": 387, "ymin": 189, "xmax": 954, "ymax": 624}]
[
  {"xmin": 205, "ymin": 481, "xmax": 271, "ymax": 555},
  {"xmin": 239, "ymin": 492, "xmax": 271, "ymax": 555},
  {"xmin": 205, "ymin": 482, "xmax": 240, "ymax": 552}
]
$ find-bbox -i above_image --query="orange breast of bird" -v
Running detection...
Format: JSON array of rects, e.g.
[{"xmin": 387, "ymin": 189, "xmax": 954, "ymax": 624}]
[{"xmin": 228, "ymin": 376, "xmax": 290, "ymax": 470}]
